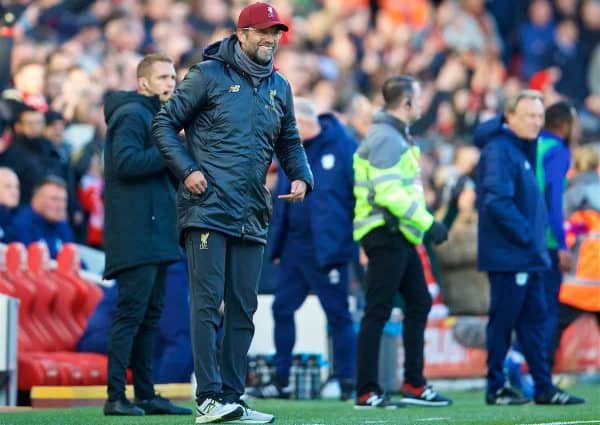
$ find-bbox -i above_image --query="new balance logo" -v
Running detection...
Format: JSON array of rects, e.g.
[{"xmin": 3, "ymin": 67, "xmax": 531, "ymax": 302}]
[{"xmin": 229, "ymin": 85, "xmax": 240, "ymax": 92}]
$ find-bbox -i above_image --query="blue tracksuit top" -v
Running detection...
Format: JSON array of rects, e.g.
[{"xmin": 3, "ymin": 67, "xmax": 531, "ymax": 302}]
[
  {"xmin": 536, "ymin": 130, "xmax": 570, "ymax": 250},
  {"xmin": 270, "ymin": 113, "xmax": 358, "ymax": 268},
  {"xmin": 474, "ymin": 116, "xmax": 550, "ymax": 272},
  {"xmin": 9, "ymin": 205, "xmax": 74, "ymax": 259}
]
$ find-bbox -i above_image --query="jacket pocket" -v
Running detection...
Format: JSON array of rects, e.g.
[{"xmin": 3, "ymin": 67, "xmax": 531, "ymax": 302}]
[
  {"xmin": 262, "ymin": 185, "xmax": 273, "ymax": 223},
  {"xmin": 181, "ymin": 185, "xmax": 211, "ymax": 203}
]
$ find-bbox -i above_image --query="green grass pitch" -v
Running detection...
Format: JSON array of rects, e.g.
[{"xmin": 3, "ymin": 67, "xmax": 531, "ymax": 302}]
[{"xmin": 0, "ymin": 384, "xmax": 598, "ymax": 425}]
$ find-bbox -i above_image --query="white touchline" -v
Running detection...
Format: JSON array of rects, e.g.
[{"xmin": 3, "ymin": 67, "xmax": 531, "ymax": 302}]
[
  {"xmin": 415, "ymin": 419, "xmax": 451, "ymax": 422},
  {"xmin": 518, "ymin": 420, "xmax": 600, "ymax": 425}
]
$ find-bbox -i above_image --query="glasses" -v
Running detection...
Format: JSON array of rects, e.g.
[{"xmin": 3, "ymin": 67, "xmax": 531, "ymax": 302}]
[{"xmin": 242, "ymin": 27, "xmax": 282, "ymax": 38}]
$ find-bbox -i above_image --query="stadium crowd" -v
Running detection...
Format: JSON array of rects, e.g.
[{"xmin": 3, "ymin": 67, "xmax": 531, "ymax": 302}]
[{"xmin": 0, "ymin": 0, "xmax": 598, "ymax": 410}]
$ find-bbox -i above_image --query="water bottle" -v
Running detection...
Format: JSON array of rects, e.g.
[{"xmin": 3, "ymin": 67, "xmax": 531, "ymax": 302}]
[
  {"xmin": 290, "ymin": 355, "xmax": 302, "ymax": 399},
  {"xmin": 308, "ymin": 355, "xmax": 321, "ymax": 399},
  {"xmin": 247, "ymin": 355, "xmax": 257, "ymax": 387},
  {"xmin": 302, "ymin": 354, "xmax": 311, "ymax": 400},
  {"xmin": 256, "ymin": 355, "xmax": 269, "ymax": 386}
]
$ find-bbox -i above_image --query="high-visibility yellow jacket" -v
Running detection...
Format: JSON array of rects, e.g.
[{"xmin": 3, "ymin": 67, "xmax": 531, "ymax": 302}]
[{"xmin": 353, "ymin": 111, "xmax": 433, "ymax": 243}]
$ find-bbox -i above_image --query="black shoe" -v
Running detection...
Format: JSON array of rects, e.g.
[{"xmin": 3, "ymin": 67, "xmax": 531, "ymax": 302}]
[
  {"xmin": 535, "ymin": 389, "xmax": 585, "ymax": 405},
  {"xmin": 104, "ymin": 399, "xmax": 145, "ymax": 416},
  {"xmin": 354, "ymin": 392, "xmax": 405, "ymax": 409},
  {"xmin": 135, "ymin": 395, "xmax": 193, "ymax": 415},
  {"xmin": 400, "ymin": 384, "xmax": 453, "ymax": 407},
  {"xmin": 340, "ymin": 379, "xmax": 355, "ymax": 401},
  {"xmin": 486, "ymin": 387, "xmax": 530, "ymax": 405}
]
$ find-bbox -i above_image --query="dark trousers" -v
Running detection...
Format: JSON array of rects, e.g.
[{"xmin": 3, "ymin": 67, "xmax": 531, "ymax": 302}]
[
  {"xmin": 486, "ymin": 271, "xmax": 554, "ymax": 396},
  {"xmin": 153, "ymin": 260, "xmax": 193, "ymax": 383},
  {"xmin": 542, "ymin": 249, "xmax": 562, "ymax": 366},
  {"xmin": 185, "ymin": 229, "xmax": 264, "ymax": 404},
  {"xmin": 356, "ymin": 227, "xmax": 432, "ymax": 396},
  {"xmin": 272, "ymin": 248, "xmax": 355, "ymax": 385},
  {"xmin": 107, "ymin": 263, "xmax": 168, "ymax": 402},
  {"xmin": 554, "ymin": 303, "xmax": 600, "ymax": 357}
]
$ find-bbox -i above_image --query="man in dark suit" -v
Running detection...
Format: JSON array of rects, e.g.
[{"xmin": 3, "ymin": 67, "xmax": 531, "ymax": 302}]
[{"xmin": 102, "ymin": 53, "xmax": 191, "ymax": 417}]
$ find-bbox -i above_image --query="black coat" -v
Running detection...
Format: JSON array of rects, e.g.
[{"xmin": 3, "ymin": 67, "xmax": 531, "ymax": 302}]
[
  {"xmin": 103, "ymin": 91, "xmax": 180, "ymax": 279},
  {"xmin": 152, "ymin": 35, "xmax": 314, "ymax": 244},
  {"xmin": 3, "ymin": 134, "xmax": 73, "ymax": 206}
]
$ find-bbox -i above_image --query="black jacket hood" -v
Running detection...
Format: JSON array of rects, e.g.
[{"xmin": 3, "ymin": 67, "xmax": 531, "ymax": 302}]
[
  {"xmin": 104, "ymin": 90, "xmax": 161, "ymax": 124},
  {"xmin": 203, "ymin": 34, "xmax": 238, "ymax": 66}
]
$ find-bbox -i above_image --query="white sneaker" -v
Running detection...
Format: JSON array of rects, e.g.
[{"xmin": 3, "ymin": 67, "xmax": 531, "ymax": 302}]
[
  {"xmin": 225, "ymin": 400, "xmax": 274, "ymax": 423},
  {"xmin": 195, "ymin": 398, "xmax": 243, "ymax": 424}
]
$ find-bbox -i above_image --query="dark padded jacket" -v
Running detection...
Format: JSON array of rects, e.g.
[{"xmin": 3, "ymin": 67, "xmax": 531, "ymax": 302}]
[
  {"xmin": 103, "ymin": 91, "xmax": 180, "ymax": 279},
  {"xmin": 152, "ymin": 35, "xmax": 313, "ymax": 244},
  {"xmin": 474, "ymin": 116, "xmax": 550, "ymax": 272}
]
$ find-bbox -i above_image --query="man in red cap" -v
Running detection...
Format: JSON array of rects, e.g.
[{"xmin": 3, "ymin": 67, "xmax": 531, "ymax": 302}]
[{"xmin": 153, "ymin": 2, "xmax": 313, "ymax": 424}]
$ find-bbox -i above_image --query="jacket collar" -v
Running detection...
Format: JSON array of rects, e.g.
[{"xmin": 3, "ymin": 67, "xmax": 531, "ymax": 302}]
[
  {"xmin": 372, "ymin": 110, "xmax": 411, "ymax": 140},
  {"xmin": 539, "ymin": 129, "xmax": 567, "ymax": 146}
]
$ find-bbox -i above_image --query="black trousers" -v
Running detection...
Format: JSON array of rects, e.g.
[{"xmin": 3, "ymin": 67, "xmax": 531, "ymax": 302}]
[
  {"xmin": 185, "ymin": 229, "xmax": 264, "ymax": 403},
  {"xmin": 107, "ymin": 263, "xmax": 168, "ymax": 402},
  {"xmin": 553, "ymin": 302, "xmax": 600, "ymax": 363},
  {"xmin": 356, "ymin": 227, "xmax": 432, "ymax": 396}
]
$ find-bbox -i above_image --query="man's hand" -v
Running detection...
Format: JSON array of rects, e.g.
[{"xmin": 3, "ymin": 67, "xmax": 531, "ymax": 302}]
[
  {"xmin": 558, "ymin": 249, "xmax": 572, "ymax": 273},
  {"xmin": 359, "ymin": 246, "xmax": 369, "ymax": 267},
  {"xmin": 424, "ymin": 221, "xmax": 448, "ymax": 245},
  {"xmin": 278, "ymin": 180, "xmax": 307, "ymax": 202},
  {"xmin": 184, "ymin": 170, "xmax": 207, "ymax": 195}
]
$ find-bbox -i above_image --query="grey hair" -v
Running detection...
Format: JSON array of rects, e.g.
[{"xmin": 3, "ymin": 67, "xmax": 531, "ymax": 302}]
[
  {"xmin": 294, "ymin": 97, "xmax": 318, "ymax": 123},
  {"xmin": 505, "ymin": 89, "xmax": 543, "ymax": 115}
]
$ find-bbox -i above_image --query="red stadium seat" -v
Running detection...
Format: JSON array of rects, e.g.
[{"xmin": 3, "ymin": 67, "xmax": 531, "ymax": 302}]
[
  {"xmin": 27, "ymin": 242, "xmax": 83, "ymax": 351},
  {"xmin": 3, "ymin": 242, "xmax": 110, "ymax": 390},
  {"xmin": 56, "ymin": 243, "xmax": 103, "ymax": 329}
]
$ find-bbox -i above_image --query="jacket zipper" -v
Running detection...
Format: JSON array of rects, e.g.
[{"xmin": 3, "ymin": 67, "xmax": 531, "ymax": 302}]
[{"xmin": 240, "ymin": 81, "xmax": 258, "ymax": 239}]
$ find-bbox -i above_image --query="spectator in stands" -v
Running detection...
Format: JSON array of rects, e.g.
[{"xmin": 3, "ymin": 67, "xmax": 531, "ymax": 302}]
[
  {"xmin": 152, "ymin": 3, "xmax": 313, "ymax": 424},
  {"xmin": 102, "ymin": 53, "xmax": 189, "ymax": 417},
  {"xmin": 552, "ymin": 19, "xmax": 587, "ymax": 103},
  {"xmin": 519, "ymin": 0, "xmax": 555, "ymax": 80},
  {"xmin": 565, "ymin": 145, "xmax": 600, "ymax": 216},
  {"xmin": 474, "ymin": 90, "xmax": 584, "ymax": 405},
  {"xmin": 4, "ymin": 105, "xmax": 53, "ymax": 205},
  {"xmin": 353, "ymin": 75, "xmax": 451, "ymax": 409},
  {"xmin": 258, "ymin": 97, "xmax": 357, "ymax": 400},
  {"xmin": 6, "ymin": 105, "xmax": 79, "ymax": 220},
  {"xmin": 10, "ymin": 176, "xmax": 73, "ymax": 258},
  {"xmin": 342, "ymin": 93, "xmax": 373, "ymax": 142},
  {"xmin": 3, "ymin": 60, "xmax": 47, "ymax": 112},
  {"xmin": 0, "ymin": 166, "xmax": 19, "ymax": 242},
  {"xmin": 556, "ymin": 145, "xmax": 600, "ymax": 359},
  {"xmin": 44, "ymin": 110, "xmax": 70, "ymax": 164}
]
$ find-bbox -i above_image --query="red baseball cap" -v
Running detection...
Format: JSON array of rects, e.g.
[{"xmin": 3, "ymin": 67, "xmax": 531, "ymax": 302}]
[{"xmin": 237, "ymin": 2, "xmax": 289, "ymax": 32}]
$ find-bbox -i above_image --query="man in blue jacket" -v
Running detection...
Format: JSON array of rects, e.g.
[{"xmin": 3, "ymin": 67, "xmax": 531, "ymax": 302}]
[
  {"xmin": 262, "ymin": 97, "xmax": 357, "ymax": 400},
  {"xmin": 475, "ymin": 90, "xmax": 583, "ymax": 405},
  {"xmin": 536, "ymin": 101, "xmax": 576, "ymax": 364},
  {"xmin": 10, "ymin": 175, "xmax": 74, "ymax": 258}
]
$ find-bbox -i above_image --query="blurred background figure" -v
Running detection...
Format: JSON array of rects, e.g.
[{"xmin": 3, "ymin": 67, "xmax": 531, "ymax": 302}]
[
  {"xmin": 0, "ymin": 166, "xmax": 19, "ymax": 242},
  {"xmin": 556, "ymin": 146, "xmax": 600, "ymax": 368},
  {"xmin": 9, "ymin": 176, "xmax": 74, "ymax": 259},
  {"xmin": 258, "ymin": 97, "xmax": 357, "ymax": 401}
]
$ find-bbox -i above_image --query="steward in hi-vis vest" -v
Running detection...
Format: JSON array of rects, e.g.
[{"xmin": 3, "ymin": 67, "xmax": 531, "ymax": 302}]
[{"xmin": 352, "ymin": 75, "xmax": 451, "ymax": 410}]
